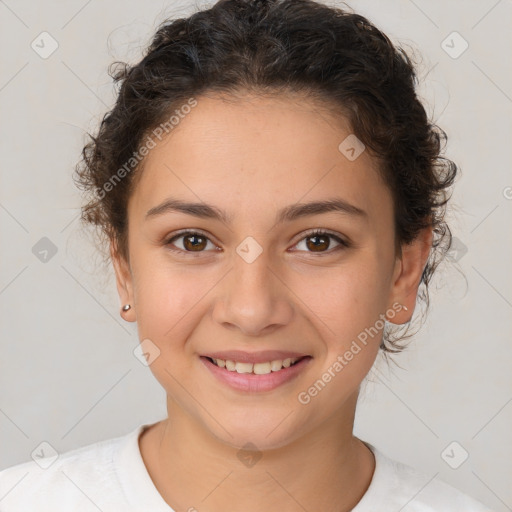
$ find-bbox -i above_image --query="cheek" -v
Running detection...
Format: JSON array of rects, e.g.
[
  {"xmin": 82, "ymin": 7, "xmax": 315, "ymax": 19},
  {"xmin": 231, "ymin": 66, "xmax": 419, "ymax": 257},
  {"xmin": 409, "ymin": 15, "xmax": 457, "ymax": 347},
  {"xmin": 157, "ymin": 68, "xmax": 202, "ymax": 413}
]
[
  {"xmin": 292, "ymin": 255, "xmax": 389, "ymax": 338},
  {"xmin": 293, "ymin": 262, "xmax": 386, "ymax": 403},
  {"xmin": 131, "ymin": 259, "xmax": 209, "ymax": 347}
]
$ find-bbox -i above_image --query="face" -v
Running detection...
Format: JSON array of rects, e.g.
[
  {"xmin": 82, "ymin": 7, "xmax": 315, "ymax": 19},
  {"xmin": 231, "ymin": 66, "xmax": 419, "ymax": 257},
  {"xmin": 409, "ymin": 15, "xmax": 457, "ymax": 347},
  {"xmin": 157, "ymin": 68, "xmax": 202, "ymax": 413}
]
[{"xmin": 113, "ymin": 92, "xmax": 430, "ymax": 450}]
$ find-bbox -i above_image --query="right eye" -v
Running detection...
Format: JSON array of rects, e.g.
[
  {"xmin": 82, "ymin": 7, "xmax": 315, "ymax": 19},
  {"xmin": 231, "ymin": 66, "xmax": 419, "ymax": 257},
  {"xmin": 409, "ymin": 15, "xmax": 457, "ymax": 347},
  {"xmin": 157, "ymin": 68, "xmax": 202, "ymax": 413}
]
[{"xmin": 165, "ymin": 230, "xmax": 219, "ymax": 254}]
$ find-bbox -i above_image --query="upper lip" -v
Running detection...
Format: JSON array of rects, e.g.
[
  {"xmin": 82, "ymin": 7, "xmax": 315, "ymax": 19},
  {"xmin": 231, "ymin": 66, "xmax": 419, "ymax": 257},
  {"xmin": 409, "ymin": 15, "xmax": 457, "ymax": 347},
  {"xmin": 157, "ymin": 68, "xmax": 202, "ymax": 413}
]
[{"xmin": 201, "ymin": 350, "xmax": 310, "ymax": 364}]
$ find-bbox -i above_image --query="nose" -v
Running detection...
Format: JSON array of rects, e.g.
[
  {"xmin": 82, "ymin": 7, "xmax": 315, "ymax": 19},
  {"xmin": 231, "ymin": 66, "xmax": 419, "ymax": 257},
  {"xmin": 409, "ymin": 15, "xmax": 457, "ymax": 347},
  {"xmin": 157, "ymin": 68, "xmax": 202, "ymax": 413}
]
[{"xmin": 212, "ymin": 248, "xmax": 294, "ymax": 337}]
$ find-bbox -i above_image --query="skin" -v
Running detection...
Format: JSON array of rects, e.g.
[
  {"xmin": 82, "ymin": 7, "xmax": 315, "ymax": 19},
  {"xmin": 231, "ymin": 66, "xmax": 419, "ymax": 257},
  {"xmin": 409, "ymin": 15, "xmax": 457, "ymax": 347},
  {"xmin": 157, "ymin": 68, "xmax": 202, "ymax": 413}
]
[{"xmin": 111, "ymin": 91, "xmax": 432, "ymax": 512}]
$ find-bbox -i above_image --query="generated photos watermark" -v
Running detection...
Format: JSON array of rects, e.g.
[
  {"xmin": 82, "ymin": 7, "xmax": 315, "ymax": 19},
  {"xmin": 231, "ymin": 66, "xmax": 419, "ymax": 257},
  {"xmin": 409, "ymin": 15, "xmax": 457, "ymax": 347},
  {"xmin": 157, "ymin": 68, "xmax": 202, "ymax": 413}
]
[{"xmin": 297, "ymin": 302, "xmax": 406, "ymax": 405}]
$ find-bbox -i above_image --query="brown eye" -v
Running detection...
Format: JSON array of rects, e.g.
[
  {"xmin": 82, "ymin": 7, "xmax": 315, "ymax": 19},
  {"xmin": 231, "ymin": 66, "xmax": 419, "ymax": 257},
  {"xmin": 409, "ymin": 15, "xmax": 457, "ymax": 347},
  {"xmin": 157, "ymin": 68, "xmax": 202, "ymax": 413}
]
[
  {"xmin": 306, "ymin": 233, "xmax": 330, "ymax": 252},
  {"xmin": 183, "ymin": 233, "xmax": 207, "ymax": 251},
  {"xmin": 294, "ymin": 229, "xmax": 348, "ymax": 254},
  {"xmin": 166, "ymin": 231, "xmax": 215, "ymax": 253}
]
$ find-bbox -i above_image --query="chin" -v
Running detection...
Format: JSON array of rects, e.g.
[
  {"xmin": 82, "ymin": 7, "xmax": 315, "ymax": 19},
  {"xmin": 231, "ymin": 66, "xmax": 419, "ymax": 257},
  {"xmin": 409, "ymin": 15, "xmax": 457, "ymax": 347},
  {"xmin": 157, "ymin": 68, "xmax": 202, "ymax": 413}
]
[{"xmin": 204, "ymin": 410, "xmax": 309, "ymax": 453}]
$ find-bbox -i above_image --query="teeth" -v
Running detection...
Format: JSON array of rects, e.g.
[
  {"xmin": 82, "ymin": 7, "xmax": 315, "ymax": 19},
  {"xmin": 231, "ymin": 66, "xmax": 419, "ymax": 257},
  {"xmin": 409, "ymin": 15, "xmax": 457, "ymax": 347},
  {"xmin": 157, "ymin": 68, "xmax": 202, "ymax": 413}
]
[
  {"xmin": 235, "ymin": 362, "xmax": 253, "ymax": 374},
  {"xmin": 210, "ymin": 357, "xmax": 300, "ymax": 373},
  {"xmin": 253, "ymin": 362, "xmax": 271, "ymax": 375},
  {"xmin": 270, "ymin": 360, "xmax": 283, "ymax": 371}
]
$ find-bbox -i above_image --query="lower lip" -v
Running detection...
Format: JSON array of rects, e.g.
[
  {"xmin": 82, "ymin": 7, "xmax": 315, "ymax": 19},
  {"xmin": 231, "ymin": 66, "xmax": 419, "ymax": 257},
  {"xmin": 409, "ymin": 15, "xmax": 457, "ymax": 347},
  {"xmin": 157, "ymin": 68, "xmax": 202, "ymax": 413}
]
[{"xmin": 200, "ymin": 356, "xmax": 312, "ymax": 392}]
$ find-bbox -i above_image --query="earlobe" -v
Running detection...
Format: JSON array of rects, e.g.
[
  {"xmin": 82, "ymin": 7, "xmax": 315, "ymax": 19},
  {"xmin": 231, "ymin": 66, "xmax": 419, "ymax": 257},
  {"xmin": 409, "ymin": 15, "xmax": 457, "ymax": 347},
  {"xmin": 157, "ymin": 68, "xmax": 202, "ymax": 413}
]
[
  {"xmin": 387, "ymin": 226, "xmax": 433, "ymax": 323},
  {"xmin": 110, "ymin": 239, "xmax": 136, "ymax": 322}
]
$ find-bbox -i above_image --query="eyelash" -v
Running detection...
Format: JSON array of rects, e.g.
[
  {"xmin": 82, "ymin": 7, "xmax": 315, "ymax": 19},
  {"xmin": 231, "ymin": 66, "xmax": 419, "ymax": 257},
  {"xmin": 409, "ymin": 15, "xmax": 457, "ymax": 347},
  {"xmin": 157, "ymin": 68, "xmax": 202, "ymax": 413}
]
[{"xmin": 164, "ymin": 228, "xmax": 350, "ymax": 257}]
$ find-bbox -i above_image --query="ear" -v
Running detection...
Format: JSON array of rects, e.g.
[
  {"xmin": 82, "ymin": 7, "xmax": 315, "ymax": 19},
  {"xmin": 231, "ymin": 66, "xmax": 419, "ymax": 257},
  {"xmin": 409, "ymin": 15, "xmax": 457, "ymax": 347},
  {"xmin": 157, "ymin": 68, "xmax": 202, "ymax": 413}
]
[
  {"xmin": 110, "ymin": 238, "xmax": 136, "ymax": 322},
  {"xmin": 387, "ymin": 225, "xmax": 433, "ymax": 324}
]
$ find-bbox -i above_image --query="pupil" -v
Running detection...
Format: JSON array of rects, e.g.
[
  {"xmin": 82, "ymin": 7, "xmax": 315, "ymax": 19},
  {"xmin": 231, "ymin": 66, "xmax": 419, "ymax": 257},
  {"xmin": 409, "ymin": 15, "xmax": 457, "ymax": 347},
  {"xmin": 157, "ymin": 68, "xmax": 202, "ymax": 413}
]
[
  {"xmin": 185, "ymin": 234, "xmax": 206, "ymax": 251},
  {"xmin": 308, "ymin": 235, "xmax": 329, "ymax": 251}
]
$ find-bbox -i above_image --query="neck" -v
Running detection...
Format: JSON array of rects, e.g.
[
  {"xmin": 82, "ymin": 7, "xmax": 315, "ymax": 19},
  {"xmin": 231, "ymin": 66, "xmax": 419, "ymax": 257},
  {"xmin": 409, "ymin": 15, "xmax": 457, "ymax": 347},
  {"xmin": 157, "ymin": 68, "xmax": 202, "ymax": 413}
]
[{"xmin": 139, "ymin": 392, "xmax": 375, "ymax": 512}]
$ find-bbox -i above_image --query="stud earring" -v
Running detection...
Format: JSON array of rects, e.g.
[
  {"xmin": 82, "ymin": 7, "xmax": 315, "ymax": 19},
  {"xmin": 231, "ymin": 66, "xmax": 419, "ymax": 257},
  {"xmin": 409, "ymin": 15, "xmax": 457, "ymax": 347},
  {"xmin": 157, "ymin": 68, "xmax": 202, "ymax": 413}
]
[{"xmin": 122, "ymin": 304, "xmax": 131, "ymax": 312}]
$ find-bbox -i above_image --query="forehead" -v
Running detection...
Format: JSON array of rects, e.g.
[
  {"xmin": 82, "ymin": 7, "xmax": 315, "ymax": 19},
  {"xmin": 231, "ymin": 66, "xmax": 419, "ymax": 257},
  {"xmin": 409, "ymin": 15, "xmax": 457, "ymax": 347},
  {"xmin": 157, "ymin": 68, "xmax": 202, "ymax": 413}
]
[{"xmin": 128, "ymin": 93, "xmax": 392, "ymax": 226}]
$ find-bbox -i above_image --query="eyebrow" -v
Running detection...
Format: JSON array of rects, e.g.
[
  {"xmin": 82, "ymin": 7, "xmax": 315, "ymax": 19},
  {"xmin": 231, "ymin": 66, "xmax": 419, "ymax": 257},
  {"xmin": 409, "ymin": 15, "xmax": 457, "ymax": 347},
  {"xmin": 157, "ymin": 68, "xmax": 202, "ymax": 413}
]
[{"xmin": 145, "ymin": 197, "xmax": 367, "ymax": 224}]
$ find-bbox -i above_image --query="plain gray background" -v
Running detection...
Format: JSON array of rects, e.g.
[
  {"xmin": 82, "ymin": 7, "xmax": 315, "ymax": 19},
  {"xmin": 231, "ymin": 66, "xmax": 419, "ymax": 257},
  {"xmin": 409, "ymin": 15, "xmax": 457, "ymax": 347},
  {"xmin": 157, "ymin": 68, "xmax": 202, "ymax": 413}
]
[{"xmin": 1, "ymin": 0, "xmax": 511, "ymax": 510}]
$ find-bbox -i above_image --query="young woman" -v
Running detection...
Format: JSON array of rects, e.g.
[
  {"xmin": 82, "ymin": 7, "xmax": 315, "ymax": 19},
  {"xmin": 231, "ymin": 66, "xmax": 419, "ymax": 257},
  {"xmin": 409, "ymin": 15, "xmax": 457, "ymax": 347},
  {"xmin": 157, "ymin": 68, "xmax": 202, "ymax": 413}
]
[{"xmin": 0, "ymin": 0, "xmax": 495, "ymax": 510}]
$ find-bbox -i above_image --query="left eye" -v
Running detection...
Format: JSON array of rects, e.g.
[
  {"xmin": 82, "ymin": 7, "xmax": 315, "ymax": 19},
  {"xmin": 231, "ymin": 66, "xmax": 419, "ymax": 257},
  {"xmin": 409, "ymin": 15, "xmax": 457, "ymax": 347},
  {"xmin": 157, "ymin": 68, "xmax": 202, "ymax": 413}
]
[
  {"xmin": 165, "ymin": 229, "xmax": 348, "ymax": 255},
  {"xmin": 292, "ymin": 229, "xmax": 348, "ymax": 254}
]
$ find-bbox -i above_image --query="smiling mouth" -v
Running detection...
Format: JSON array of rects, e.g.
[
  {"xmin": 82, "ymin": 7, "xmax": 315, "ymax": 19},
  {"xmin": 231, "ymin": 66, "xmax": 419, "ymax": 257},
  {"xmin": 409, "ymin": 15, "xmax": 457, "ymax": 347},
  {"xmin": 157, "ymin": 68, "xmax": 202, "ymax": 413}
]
[{"xmin": 203, "ymin": 356, "xmax": 309, "ymax": 375}]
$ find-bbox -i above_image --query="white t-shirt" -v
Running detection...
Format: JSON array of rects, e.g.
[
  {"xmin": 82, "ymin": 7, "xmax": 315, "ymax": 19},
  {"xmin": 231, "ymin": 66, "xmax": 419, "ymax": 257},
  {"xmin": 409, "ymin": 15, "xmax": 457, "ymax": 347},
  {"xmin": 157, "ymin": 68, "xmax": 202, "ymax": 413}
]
[{"xmin": 0, "ymin": 423, "xmax": 494, "ymax": 511}]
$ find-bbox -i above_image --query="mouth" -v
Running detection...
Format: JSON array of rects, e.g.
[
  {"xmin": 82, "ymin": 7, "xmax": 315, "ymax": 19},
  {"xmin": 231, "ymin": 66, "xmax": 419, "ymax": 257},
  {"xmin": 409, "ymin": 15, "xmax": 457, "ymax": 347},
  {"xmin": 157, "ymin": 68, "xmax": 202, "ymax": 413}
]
[
  {"xmin": 199, "ymin": 353, "xmax": 313, "ymax": 392},
  {"xmin": 203, "ymin": 355, "xmax": 307, "ymax": 374}
]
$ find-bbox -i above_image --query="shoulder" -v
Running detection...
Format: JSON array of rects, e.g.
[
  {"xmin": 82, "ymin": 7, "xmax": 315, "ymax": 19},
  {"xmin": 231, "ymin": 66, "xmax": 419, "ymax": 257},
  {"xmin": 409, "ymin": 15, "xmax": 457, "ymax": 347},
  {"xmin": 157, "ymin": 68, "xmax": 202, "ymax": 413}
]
[
  {"xmin": 0, "ymin": 428, "xmax": 140, "ymax": 511},
  {"xmin": 354, "ymin": 442, "xmax": 495, "ymax": 512}
]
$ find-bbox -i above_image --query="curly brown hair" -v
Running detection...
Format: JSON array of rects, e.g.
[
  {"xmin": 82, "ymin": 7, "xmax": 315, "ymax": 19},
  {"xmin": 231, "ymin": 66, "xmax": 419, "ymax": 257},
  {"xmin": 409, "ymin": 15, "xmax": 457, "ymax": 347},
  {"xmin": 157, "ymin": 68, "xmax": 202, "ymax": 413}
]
[{"xmin": 73, "ymin": 0, "xmax": 458, "ymax": 355}]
